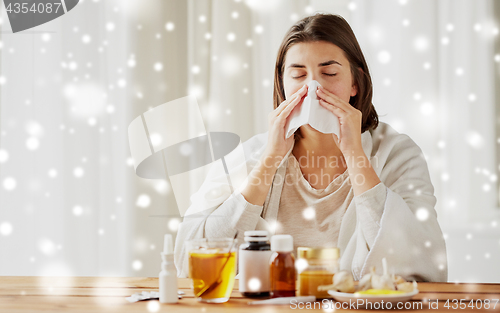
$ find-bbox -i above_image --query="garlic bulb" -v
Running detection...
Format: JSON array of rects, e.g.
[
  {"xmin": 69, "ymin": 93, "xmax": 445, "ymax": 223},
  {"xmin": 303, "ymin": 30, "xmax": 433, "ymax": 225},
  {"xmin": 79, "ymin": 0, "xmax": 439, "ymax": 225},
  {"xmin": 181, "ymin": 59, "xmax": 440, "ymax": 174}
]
[
  {"xmin": 332, "ymin": 271, "xmax": 355, "ymax": 293},
  {"xmin": 316, "ymin": 283, "xmax": 335, "ymax": 291},
  {"xmin": 371, "ymin": 258, "xmax": 395, "ymax": 290},
  {"xmin": 371, "ymin": 274, "xmax": 394, "ymax": 290},
  {"xmin": 397, "ymin": 281, "xmax": 418, "ymax": 293},
  {"xmin": 357, "ymin": 266, "xmax": 376, "ymax": 291},
  {"xmin": 317, "ymin": 270, "xmax": 355, "ymax": 293},
  {"xmin": 396, "ymin": 282, "xmax": 413, "ymax": 293},
  {"xmin": 392, "ymin": 274, "xmax": 406, "ymax": 285},
  {"xmin": 356, "ymin": 258, "xmax": 418, "ymax": 293}
]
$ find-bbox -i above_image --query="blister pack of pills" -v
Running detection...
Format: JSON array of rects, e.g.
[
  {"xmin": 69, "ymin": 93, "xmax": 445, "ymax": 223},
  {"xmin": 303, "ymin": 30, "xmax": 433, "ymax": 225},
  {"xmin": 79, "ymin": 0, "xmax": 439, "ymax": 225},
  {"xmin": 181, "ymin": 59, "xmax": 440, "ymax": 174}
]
[{"xmin": 126, "ymin": 290, "xmax": 184, "ymax": 303}]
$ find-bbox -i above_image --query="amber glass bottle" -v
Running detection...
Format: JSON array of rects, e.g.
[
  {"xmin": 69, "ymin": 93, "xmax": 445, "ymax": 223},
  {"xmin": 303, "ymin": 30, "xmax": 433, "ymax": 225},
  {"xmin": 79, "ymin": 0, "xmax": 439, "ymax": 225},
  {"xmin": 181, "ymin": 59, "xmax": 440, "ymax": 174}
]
[{"xmin": 269, "ymin": 235, "xmax": 296, "ymax": 298}]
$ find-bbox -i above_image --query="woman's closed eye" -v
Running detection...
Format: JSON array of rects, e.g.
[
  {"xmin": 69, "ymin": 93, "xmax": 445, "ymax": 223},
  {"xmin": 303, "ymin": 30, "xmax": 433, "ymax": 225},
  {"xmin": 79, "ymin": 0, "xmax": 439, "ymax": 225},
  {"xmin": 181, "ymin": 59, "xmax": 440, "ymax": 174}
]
[{"xmin": 292, "ymin": 73, "xmax": 337, "ymax": 79}]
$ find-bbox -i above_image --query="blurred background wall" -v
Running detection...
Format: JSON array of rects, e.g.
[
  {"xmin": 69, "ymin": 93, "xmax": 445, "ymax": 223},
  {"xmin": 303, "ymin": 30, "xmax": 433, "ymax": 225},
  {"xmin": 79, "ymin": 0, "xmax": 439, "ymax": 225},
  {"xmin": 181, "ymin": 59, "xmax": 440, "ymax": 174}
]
[{"xmin": 0, "ymin": 0, "xmax": 499, "ymax": 282}]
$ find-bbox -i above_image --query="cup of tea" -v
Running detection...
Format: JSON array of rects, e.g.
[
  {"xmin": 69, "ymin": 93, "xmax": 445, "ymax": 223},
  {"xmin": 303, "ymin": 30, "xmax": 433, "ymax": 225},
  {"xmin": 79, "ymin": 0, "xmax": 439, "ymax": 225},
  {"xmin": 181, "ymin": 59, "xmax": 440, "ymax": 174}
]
[{"xmin": 187, "ymin": 238, "xmax": 237, "ymax": 303}]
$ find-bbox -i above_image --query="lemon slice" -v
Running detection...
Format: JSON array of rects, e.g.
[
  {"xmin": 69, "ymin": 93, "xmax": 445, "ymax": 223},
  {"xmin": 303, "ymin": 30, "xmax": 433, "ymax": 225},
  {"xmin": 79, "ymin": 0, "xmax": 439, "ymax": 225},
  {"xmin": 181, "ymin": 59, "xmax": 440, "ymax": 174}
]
[{"xmin": 355, "ymin": 289, "xmax": 406, "ymax": 295}]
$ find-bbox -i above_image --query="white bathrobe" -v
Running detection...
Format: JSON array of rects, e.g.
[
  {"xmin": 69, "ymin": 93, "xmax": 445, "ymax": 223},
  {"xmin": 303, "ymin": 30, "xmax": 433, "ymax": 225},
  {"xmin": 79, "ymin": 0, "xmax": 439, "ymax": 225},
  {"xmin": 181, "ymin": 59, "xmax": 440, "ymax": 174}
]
[{"xmin": 174, "ymin": 122, "xmax": 448, "ymax": 282}]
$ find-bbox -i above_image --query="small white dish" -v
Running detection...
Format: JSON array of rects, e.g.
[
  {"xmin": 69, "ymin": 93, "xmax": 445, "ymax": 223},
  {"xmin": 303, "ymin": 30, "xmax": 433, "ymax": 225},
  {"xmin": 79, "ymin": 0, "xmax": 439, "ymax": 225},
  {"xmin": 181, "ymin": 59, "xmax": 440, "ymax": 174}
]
[{"xmin": 328, "ymin": 289, "xmax": 419, "ymax": 304}]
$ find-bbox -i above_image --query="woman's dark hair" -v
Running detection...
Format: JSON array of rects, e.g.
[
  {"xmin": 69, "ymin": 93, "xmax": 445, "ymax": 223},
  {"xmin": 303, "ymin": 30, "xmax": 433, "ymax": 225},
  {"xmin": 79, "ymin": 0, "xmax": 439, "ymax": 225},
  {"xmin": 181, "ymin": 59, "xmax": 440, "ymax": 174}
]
[{"xmin": 273, "ymin": 13, "xmax": 379, "ymax": 133}]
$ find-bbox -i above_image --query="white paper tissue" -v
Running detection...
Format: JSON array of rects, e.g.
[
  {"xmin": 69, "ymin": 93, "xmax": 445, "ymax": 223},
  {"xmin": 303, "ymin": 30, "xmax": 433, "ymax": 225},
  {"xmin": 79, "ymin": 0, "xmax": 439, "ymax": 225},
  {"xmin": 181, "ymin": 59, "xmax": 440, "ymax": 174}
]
[{"xmin": 285, "ymin": 80, "xmax": 340, "ymax": 139}]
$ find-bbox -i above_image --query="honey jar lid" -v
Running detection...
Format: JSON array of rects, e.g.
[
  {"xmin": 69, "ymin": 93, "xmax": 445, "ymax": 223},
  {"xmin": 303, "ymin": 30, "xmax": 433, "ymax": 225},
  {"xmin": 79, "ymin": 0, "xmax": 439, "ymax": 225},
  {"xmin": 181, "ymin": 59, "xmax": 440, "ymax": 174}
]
[{"xmin": 297, "ymin": 247, "xmax": 340, "ymax": 260}]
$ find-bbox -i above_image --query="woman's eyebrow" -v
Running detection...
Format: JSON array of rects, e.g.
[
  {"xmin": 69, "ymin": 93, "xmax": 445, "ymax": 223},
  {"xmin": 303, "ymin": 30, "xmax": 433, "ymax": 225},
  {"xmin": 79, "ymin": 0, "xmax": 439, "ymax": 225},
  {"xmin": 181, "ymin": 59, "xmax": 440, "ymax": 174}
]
[
  {"xmin": 287, "ymin": 60, "xmax": 342, "ymax": 69},
  {"xmin": 318, "ymin": 60, "xmax": 342, "ymax": 67}
]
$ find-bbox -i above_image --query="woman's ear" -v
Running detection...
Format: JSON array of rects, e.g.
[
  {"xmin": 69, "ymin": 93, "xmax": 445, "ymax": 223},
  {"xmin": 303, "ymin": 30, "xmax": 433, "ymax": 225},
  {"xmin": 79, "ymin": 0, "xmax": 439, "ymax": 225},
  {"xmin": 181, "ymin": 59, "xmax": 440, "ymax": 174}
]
[
  {"xmin": 350, "ymin": 82, "xmax": 358, "ymax": 97},
  {"xmin": 350, "ymin": 67, "xmax": 362, "ymax": 97},
  {"xmin": 350, "ymin": 80, "xmax": 358, "ymax": 97}
]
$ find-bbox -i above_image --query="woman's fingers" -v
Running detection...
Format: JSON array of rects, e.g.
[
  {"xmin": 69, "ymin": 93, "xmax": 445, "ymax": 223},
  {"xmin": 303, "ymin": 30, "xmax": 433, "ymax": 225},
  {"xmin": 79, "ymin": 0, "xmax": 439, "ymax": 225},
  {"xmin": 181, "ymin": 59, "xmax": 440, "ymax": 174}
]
[
  {"xmin": 316, "ymin": 86, "xmax": 353, "ymax": 112},
  {"xmin": 274, "ymin": 96, "xmax": 294, "ymax": 116},
  {"xmin": 277, "ymin": 91, "xmax": 305, "ymax": 120},
  {"xmin": 274, "ymin": 85, "xmax": 308, "ymax": 117},
  {"xmin": 317, "ymin": 87, "xmax": 363, "ymax": 121},
  {"xmin": 319, "ymin": 99, "xmax": 346, "ymax": 116}
]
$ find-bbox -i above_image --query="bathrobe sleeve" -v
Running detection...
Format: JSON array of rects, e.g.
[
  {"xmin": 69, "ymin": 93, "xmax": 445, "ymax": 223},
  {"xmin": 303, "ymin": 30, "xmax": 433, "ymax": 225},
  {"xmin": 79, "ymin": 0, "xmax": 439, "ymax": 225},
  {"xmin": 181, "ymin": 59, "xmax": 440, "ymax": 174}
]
[
  {"xmin": 349, "ymin": 132, "xmax": 448, "ymax": 282},
  {"xmin": 173, "ymin": 134, "xmax": 268, "ymax": 277}
]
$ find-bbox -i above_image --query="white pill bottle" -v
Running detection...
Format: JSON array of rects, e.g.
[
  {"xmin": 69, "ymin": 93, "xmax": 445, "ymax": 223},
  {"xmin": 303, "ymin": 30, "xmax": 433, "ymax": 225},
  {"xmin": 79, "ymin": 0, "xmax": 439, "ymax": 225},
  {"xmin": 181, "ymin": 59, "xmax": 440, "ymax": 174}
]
[{"xmin": 238, "ymin": 230, "xmax": 272, "ymax": 297}]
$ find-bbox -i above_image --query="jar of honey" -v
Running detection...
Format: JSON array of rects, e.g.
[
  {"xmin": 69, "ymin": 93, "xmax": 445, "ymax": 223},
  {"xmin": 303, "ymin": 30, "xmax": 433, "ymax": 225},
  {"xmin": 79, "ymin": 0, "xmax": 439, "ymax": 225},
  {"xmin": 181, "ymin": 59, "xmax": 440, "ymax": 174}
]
[{"xmin": 297, "ymin": 247, "xmax": 340, "ymax": 299}]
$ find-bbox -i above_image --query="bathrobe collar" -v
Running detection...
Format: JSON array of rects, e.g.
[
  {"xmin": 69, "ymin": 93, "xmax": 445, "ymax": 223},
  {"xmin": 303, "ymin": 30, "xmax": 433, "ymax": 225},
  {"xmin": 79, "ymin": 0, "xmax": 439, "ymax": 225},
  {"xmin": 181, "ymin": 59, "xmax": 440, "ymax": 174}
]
[{"xmin": 262, "ymin": 130, "xmax": 374, "ymax": 231}]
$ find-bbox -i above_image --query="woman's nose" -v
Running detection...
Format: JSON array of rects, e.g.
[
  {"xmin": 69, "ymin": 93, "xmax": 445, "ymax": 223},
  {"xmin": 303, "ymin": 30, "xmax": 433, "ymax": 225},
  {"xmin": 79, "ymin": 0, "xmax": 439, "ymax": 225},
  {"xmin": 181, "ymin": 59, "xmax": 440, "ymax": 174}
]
[
  {"xmin": 305, "ymin": 73, "xmax": 321, "ymax": 85},
  {"xmin": 303, "ymin": 77, "xmax": 320, "ymax": 87}
]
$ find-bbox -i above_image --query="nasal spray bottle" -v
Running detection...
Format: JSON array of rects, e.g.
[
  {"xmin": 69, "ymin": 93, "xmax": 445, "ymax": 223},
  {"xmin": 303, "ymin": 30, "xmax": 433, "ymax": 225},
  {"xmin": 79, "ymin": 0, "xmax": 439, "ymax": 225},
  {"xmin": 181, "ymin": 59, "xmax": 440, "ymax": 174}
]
[{"xmin": 159, "ymin": 234, "xmax": 178, "ymax": 303}]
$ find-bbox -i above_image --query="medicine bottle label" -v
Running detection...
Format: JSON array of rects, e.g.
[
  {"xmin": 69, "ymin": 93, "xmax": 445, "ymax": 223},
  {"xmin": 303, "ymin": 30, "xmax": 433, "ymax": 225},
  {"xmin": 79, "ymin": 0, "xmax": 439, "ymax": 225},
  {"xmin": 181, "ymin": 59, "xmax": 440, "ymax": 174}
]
[{"xmin": 239, "ymin": 249, "xmax": 272, "ymax": 292}]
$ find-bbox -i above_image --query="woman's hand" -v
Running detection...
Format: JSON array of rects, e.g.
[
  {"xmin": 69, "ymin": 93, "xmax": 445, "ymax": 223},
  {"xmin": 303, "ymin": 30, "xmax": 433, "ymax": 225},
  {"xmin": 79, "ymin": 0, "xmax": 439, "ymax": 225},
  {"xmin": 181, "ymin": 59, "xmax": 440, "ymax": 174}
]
[
  {"xmin": 241, "ymin": 84, "xmax": 307, "ymax": 206},
  {"xmin": 316, "ymin": 85, "xmax": 381, "ymax": 196},
  {"xmin": 264, "ymin": 84, "xmax": 308, "ymax": 160},
  {"xmin": 316, "ymin": 85, "xmax": 363, "ymax": 156}
]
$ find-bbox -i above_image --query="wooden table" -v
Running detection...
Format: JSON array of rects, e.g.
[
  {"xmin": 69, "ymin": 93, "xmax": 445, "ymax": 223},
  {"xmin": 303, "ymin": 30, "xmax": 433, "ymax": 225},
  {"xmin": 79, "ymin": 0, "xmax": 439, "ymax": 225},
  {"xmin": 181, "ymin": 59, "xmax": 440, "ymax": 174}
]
[{"xmin": 1, "ymin": 277, "xmax": 499, "ymax": 312}]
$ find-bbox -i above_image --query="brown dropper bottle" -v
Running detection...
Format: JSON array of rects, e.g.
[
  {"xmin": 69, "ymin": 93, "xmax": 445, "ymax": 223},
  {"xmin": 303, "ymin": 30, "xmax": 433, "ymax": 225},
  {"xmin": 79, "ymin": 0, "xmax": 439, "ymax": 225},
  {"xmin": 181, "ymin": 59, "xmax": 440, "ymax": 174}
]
[{"xmin": 269, "ymin": 235, "xmax": 296, "ymax": 298}]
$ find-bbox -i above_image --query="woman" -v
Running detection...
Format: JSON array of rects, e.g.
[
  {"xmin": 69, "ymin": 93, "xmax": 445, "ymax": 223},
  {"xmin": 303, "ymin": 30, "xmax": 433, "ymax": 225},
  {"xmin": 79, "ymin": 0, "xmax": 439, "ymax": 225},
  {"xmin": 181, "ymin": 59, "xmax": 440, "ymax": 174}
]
[{"xmin": 175, "ymin": 13, "xmax": 448, "ymax": 282}]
